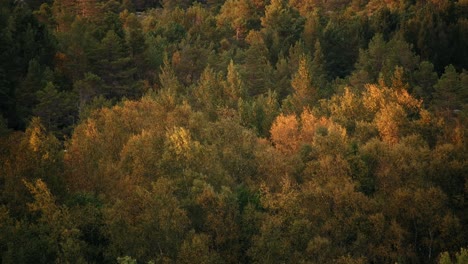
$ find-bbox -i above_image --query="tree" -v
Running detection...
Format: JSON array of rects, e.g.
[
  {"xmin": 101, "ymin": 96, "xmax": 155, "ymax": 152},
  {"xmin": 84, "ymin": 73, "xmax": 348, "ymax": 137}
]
[
  {"xmin": 412, "ymin": 61, "xmax": 438, "ymax": 104},
  {"xmin": 93, "ymin": 30, "xmax": 141, "ymax": 100},
  {"xmin": 192, "ymin": 66, "xmax": 224, "ymax": 117},
  {"xmin": 273, "ymin": 56, "xmax": 292, "ymax": 100},
  {"xmin": 24, "ymin": 179, "xmax": 86, "ymax": 263},
  {"xmin": 240, "ymin": 31, "xmax": 273, "ymax": 96},
  {"xmin": 73, "ymin": 72, "xmax": 104, "ymax": 110},
  {"xmin": 374, "ymin": 102, "xmax": 405, "ymax": 144},
  {"xmin": 15, "ymin": 59, "xmax": 45, "ymax": 128},
  {"xmin": 432, "ymin": 65, "xmax": 464, "ymax": 112},
  {"xmin": 162, "ymin": 0, "xmax": 192, "ymax": 10},
  {"xmin": 350, "ymin": 34, "xmax": 420, "ymax": 90},
  {"xmin": 177, "ymin": 231, "xmax": 222, "ymax": 264},
  {"xmin": 249, "ymin": 178, "xmax": 310, "ymax": 263},
  {"xmin": 222, "ymin": 60, "xmax": 246, "ymax": 108},
  {"xmin": 283, "ymin": 54, "xmax": 316, "ymax": 113},
  {"xmin": 105, "ymin": 178, "xmax": 190, "ymax": 262},
  {"xmin": 260, "ymin": 0, "xmax": 304, "ymax": 60},
  {"xmin": 310, "ymin": 40, "xmax": 328, "ymax": 96},
  {"xmin": 121, "ymin": 11, "xmax": 148, "ymax": 80},
  {"xmin": 217, "ymin": 0, "xmax": 256, "ymax": 41},
  {"xmin": 159, "ymin": 56, "xmax": 183, "ymax": 94},
  {"xmin": 238, "ymin": 90, "xmax": 279, "ymax": 136},
  {"xmin": 0, "ymin": 118, "xmax": 63, "ymax": 217},
  {"xmin": 0, "ymin": 1, "xmax": 55, "ymax": 129},
  {"xmin": 439, "ymin": 248, "xmax": 468, "ymax": 264},
  {"xmin": 171, "ymin": 37, "xmax": 212, "ymax": 87},
  {"xmin": 34, "ymin": 82, "xmax": 78, "ymax": 137},
  {"xmin": 55, "ymin": 17, "xmax": 99, "ymax": 82},
  {"xmin": 320, "ymin": 15, "xmax": 360, "ymax": 79},
  {"xmin": 194, "ymin": 184, "xmax": 241, "ymax": 262}
]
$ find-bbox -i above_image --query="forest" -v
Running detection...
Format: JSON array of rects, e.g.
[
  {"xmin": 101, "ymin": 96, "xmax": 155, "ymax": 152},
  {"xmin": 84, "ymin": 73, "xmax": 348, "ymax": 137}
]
[{"xmin": 0, "ymin": 0, "xmax": 467, "ymax": 263}]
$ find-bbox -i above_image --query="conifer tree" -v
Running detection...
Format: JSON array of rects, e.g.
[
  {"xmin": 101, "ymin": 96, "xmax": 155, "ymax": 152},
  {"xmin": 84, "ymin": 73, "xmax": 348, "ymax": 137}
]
[
  {"xmin": 94, "ymin": 30, "xmax": 140, "ymax": 99},
  {"xmin": 241, "ymin": 31, "xmax": 273, "ymax": 96},
  {"xmin": 287, "ymin": 54, "xmax": 316, "ymax": 113},
  {"xmin": 217, "ymin": 0, "xmax": 255, "ymax": 41},
  {"xmin": 261, "ymin": 0, "xmax": 304, "ymax": 60},
  {"xmin": 15, "ymin": 59, "xmax": 44, "ymax": 127},
  {"xmin": 223, "ymin": 60, "xmax": 246, "ymax": 108},
  {"xmin": 310, "ymin": 40, "xmax": 328, "ymax": 96},
  {"xmin": 432, "ymin": 65, "xmax": 464, "ymax": 112}
]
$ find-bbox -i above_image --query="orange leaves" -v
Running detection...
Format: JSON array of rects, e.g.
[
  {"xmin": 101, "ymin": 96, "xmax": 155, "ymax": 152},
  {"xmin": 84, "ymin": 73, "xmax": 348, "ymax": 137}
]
[
  {"xmin": 394, "ymin": 88, "xmax": 422, "ymax": 112},
  {"xmin": 330, "ymin": 82, "xmax": 430, "ymax": 144},
  {"xmin": 362, "ymin": 84, "xmax": 387, "ymax": 113},
  {"xmin": 270, "ymin": 109, "xmax": 346, "ymax": 155},
  {"xmin": 374, "ymin": 103, "xmax": 405, "ymax": 144},
  {"xmin": 363, "ymin": 83, "xmax": 422, "ymax": 116}
]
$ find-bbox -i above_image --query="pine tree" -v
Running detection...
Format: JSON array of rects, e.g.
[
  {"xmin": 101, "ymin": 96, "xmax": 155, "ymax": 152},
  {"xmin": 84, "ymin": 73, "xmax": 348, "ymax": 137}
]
[
  {"xmin": 288, "ymin": 54, "xmax": 316, "ymax": 113},
  {"xmin": 273, "ymin": 56, "xmax": 292, "ymax": 101},
  {"xmin": 310, "ymin": 40, "xmax": 328, "ymax": 96},
  {"xmin": 223, "ymin": 60, "xmax": 246, "ymax": 108},
  {"xmin": 260, "ymin": 0, "xmax": 304, "ymax": 61},
  {"xmin": 94, "ymin": 30, "xmax": 140, "ymax": 100},
  {"xmin": 73, "ymin": 72, "xmax": 104, "ymax": 109},
  {"xmin": 217, "ymin": 0, "xmax": 255, "ymax": 41},
  {"xmin": 412, "ymin": 61, "xmax": 438, "ymax": 104},
  {"xmin": 122, "ymin": 12, "xmax": 148, "ymax": 80},
  {"xmin": 15, "ymin": 59, "xmax": 44, "ymax": 127},
  {"xmin": 432, "ymin": 65, "xmax": 463, "ymax": 112},
  {"xmin": 34, "ymin": 82, "xmax": 78, "ymax": 136},
  {"xmin": 193, "ymin": 66, "xmax": 223, "ymax": 116},
  {"xmin": 241, "ymin": 31, "xmax": 273, "ymax": 96}
]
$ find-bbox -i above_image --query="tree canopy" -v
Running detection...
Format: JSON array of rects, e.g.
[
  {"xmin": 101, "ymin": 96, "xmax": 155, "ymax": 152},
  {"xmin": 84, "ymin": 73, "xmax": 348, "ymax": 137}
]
[{"xmin": 0, "ymin": 0, "xmax": 467, "ymax": 263}]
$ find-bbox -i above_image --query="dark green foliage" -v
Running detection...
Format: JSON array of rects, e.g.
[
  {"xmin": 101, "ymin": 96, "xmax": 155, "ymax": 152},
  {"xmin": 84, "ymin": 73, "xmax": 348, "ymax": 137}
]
[
  {"xmin": 432, "ymin": 65, "xmax": 466, "ymax": 112},
  {"xmin": 320, "ymin": 15, "xmax": 361, "ymax": 80},
  {"xmin": 34, "ymin": 82, "xmax": 78, "ymax": 137},
  {"xmin": 0, "ymin": 0, "xmax": 55, "ymax": 129},
  {"xmin": 93, "ymin": 30, "xmax": 141, "ymax": 99}
]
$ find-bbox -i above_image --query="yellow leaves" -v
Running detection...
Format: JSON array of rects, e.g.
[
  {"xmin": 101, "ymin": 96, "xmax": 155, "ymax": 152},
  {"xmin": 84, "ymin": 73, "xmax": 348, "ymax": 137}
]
[
  {"xmin": 330, "ymin": 87, "xmax": 359, "ymax": 117},
  {"xmin": 166, "ymin": 126, "xmax": 201, "ymax": 160},
  {"xmin": 254, "ymin": 138, "xmax": 296, "ymax": 189},
  {"xmin": 362, "ymin": 84, "xmax": 387, "ymax": 113},
  {"xmin": 84, "ymin": 119, "xmax": 98, "ymax": 139},
  {"xmin": 26, "ymin": 118, "xmax": 48, "ymax": 154},
  {"xmin": 105, "ymin": 177, "xmax": 190, "ymax": 261},
  {"xmin": 23, "ymin": 118, "xmax": 61, "ymax": 164},
  {"xmin": 149, "ymin": 178, "xmax": 189, "ymax": 228},
  {"xmin": 217, "ymin": 0, "xmax": 253, "ymax": 39},
  {"xmin": 289, "ymin": 55, "xmax": 316, "ymax": 112},
  {"xmin": 28, "ymin": 126, "xmax": 42, "ymax": 153},
  {"xmin": 168, "ymin": 127, "xmax": 191, "ymax": 155},
  {"xmin": 24, "ymin": 178, "xmax": 57, "ymax": 216},
  {"xmin": 300, "ymin": 109, "xmax": 318, "ymax": 141},
  {"xmin": 291, "ymin": 55, "xmax": 312, "ymax": 96},
  {"xmin": 375, "ymin": 103, "xmax": 405, "ymax": 144}
]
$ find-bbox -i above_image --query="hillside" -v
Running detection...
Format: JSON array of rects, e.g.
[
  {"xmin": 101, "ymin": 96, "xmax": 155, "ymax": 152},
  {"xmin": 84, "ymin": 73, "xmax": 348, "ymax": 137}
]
[{"xmin": 0, "ymin": 0, "xmax": 467, "ymax": 263}]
